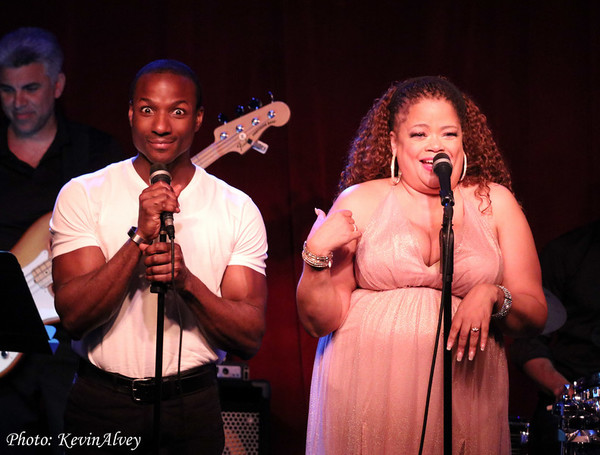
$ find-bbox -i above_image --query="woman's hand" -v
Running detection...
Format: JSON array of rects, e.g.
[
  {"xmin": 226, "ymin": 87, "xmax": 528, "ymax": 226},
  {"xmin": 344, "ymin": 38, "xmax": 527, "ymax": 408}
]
[
  {"xmin": 296, "ymin": 208, "xmax": 361, "ymax": 337},
  {"xmin": 446, "ymin": 283, "xmax": 501, "ymax": 361},
  {"xmin": 305, "ymin": 208, "xmax": 361, "ymax": 256}
]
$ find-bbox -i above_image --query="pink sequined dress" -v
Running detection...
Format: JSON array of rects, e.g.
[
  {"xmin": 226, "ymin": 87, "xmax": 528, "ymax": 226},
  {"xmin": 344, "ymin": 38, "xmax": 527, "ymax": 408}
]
[{"xmin": 306, "ymin": 187, "xmax": 511, "ymax": 454}]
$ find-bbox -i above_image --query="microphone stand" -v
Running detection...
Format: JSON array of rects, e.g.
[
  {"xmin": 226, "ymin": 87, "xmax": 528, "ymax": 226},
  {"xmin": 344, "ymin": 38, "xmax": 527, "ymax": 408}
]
[
  {"xmin": 439, "ymin": 191, "xmax": 455, "ymax": 455},
  {"xmin": 150, "ymin": 222, "xmax": 168, "ymax": 453}
]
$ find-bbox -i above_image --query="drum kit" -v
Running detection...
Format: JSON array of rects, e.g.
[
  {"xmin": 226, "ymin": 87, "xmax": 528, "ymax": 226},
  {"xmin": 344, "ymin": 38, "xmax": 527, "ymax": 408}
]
[
  {"xmin": 539, "ymin": 288, "xmax": 600, "ymax": 454},
  {"xmin": 513, "ymin": 289, "xmax": 600, "ymax": 455},
  {"xmin": 552, "ymin": 372, "xmax": 600, "ymax": 454}
]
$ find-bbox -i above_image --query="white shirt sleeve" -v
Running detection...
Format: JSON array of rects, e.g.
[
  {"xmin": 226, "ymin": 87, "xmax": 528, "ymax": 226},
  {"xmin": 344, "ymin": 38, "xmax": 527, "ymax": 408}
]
[
  {"xmin": 228, "ymin": 198, "xmax": 268, "ymax": 276},
  {"xmin": 50, "ymin": 178, "xmax": 101, "ymax": 259}
]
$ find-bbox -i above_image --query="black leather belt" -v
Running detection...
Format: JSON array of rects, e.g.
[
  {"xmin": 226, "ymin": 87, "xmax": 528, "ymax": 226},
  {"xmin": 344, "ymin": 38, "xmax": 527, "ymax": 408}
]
[{"xmin": 77, "ymin": 361, "xmax": 217, "ymax": 404}]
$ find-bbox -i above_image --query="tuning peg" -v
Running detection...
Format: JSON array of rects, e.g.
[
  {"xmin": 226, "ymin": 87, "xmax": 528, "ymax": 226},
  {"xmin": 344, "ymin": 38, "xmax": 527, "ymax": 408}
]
[
  {"xmin": 217, "ymin": 113, "xmax": 229, "ymax": 124},
  {"xmin": 235, "ymin": 105, "xmax": 245, "ymax": 117},
  {"xmin": 267, "ymin": 91, "xmax": 274, "ymax": 103},
  {"xmin": 248, "ymin": 98, "xmax": 262, "ymax": 110}
]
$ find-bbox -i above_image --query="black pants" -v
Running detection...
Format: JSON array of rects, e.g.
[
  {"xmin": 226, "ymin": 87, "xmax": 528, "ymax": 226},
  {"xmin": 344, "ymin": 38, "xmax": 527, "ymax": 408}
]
[{"xmin": 63, "ymin": 367, "xmax": 224, "ymax": 455}]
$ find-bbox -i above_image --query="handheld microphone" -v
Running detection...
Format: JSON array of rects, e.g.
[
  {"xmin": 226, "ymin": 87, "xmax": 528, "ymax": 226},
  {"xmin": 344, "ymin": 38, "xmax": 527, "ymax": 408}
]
[
  {"xmin": 149, "ymin": 163, "xmax": 175, "ymax": 239},
  {"xmin": 433, "ymin": 153, "xmax": 454, "ymax": 206}
]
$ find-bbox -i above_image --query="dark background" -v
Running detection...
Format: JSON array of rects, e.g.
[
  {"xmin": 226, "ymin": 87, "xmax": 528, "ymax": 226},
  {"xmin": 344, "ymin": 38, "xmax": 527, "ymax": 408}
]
[{"xmin": 3, "ymin": 1, "xmax": 599, "ymax": 452}]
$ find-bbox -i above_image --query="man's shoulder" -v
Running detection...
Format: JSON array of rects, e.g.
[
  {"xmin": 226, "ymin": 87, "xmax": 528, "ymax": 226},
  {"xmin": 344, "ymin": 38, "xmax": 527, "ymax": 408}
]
[
  {"xmin": 546, "ymin": 219, "xmax": 600, "ymax": 250},
  {"xmin": 197, "ymin": 166, "xmax": 253, "ymax": 201},
  {"xmin": 64, "ymin": 158, "xmax": 125, "ymax": 184},
  {"xmin": 194, "ymin": 167, "xmax": 263, "ymax": 221},
  {"xmin": 61, "ymin": 118, "xmax": 117, "ymax": 144},
  {"xmin": 541, "ymin": 219, "xmax": 600, "ymax": 271},
  {"xmin": 57, "ymin": 115, "xmax": 124, "ymax": 176}
]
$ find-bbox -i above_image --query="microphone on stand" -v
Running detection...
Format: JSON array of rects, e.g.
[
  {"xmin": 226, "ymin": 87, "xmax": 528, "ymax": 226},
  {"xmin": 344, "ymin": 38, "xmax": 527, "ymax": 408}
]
[
  {"xmin": 149, "ymin": 163, "xmax": 175, "ymax": 239},
  {"xmin": 433, "ymin": 153, "xmax": 454, "ymax": 206},
  {"xmin": 431, "ymin": 153, "xmax": 455, "ymax": 454}
]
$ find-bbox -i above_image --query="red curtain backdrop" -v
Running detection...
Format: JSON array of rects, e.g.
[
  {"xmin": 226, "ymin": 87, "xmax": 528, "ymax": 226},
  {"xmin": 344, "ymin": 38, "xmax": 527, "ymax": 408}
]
[{"xmin": 3, "ymin": 1, "xmax": 600, "ymax": 452}]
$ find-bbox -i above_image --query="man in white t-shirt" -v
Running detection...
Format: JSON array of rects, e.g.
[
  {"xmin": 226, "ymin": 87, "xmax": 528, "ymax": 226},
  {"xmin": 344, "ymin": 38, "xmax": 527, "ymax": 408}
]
[{"xmin": 50, "ymin": 59, "xmax": 268, "ymax": 454}]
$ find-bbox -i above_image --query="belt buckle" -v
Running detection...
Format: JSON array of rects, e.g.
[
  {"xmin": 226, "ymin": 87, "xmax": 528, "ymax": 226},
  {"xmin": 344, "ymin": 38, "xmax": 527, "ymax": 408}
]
[{"xmin": 131, "ymin": 378, "xmax": 153, "ymax": 403}]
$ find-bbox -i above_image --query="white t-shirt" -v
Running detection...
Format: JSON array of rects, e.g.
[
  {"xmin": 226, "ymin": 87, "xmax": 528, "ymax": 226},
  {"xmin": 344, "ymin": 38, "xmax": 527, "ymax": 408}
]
[{"xmin": 50, "ymin": 158, "xmax": 268, "ymax": 377}]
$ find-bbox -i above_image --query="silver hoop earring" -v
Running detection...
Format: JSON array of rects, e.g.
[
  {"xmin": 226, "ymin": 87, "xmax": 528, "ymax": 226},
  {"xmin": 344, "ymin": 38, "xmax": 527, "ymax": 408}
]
[
  {"xmin": 390, "ymin": 153, "xmax": 400, "ymax": 185},
  {"xmin": 459, "ymin": 152, "xmax": 468, "ymax": 182}
]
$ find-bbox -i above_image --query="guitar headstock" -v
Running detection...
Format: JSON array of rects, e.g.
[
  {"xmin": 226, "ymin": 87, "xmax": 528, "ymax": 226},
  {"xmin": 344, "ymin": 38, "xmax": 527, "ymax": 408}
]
[
  {"xmin": 192, "ymin": 100, "xmax": 290, "ymax": 168},
  {"xmin": 213, "ymin": 101, "xmax": 290, "ymax": 154}
]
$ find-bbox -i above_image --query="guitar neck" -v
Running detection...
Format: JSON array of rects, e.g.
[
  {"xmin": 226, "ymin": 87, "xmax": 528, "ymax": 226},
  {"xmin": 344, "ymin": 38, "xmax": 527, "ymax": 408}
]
[
  {"xmin": 192, "ymin": 140, "xmax": 230, "ymax": 169},
  {"xmin": 191, "ymin": 126, "xmax": 261, "ymax": 169}
]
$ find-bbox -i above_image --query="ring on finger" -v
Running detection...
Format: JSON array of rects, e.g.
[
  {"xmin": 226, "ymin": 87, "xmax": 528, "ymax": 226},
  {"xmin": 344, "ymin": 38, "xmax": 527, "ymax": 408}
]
[{"xmin": 471, "ymin": 327, "xmax": 480, "ymax": 333}]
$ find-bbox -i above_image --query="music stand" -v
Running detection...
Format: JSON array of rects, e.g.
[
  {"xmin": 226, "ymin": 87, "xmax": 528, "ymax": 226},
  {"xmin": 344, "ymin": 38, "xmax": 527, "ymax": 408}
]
[{"xmin": 0, "ymin": 251, "xmax": 51, "ymax": 354}]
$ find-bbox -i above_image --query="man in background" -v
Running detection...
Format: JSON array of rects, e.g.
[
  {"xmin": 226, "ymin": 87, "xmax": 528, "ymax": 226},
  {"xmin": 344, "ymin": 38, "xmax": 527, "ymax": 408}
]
[
  {"xmin": 0, "ymin": 27, "xmax": 122, "ymax": 453},
  {"xmin": 512, "ymin": 219, "xmax": 600, "ymax": 454}
]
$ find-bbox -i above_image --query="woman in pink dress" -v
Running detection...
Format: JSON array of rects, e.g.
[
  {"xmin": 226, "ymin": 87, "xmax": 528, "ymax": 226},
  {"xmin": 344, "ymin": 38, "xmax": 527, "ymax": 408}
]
[{"xmin": 296, "ymin": 76, "xmax": 547, "ymax": 454}]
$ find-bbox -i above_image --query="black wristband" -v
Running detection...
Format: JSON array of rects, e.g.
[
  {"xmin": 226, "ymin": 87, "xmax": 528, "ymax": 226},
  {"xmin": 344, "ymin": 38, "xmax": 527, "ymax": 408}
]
[{"xmin": 128, "ymin": 226, "xmax": 148, "ymax": 246}]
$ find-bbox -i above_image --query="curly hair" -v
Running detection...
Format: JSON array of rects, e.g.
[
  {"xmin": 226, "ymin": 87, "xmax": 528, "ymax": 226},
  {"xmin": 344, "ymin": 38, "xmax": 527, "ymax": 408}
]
[{"xmin": 338, "ymin": 76, "xmax": 512, "ymax": 206}]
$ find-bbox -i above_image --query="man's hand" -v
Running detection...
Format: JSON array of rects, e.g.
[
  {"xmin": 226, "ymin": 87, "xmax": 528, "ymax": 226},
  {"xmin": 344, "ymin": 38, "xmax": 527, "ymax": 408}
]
[{"xmin": 143, "ymin": 241, "xmax": 190, "ymax": 289}]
